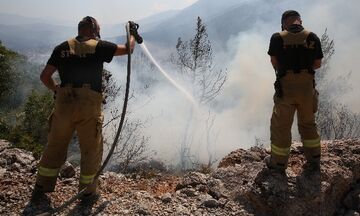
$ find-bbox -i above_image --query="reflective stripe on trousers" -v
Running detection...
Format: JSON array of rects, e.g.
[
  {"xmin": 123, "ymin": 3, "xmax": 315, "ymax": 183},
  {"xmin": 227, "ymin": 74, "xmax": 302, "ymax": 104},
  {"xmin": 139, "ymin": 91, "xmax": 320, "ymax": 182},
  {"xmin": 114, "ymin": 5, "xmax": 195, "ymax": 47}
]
[
  {"xmin": 271, "ymin": 144, "xmax": 290, "ymax": 157},
  {"xmin": 80, "ymin": 173, "xmax": 96, "ymax": 184},
  {"xmin": 303, "ymin": 137, "xmax": 321, "ymax": 148},
  {"xmin": 38, "ymin": 166, "xmax": 60, "ymax": 177}
]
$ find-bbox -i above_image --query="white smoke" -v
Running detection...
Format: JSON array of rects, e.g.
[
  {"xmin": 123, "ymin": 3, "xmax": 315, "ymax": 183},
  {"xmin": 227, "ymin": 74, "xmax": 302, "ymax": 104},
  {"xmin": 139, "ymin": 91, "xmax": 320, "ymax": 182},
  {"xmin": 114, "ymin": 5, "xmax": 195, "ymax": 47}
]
[
  {"xmin": 215, "ymin": 0, "xmax": 360, "ymax": 152},
  {"xmin": 107, "ymin": 0, "xmax": 360, "ymax": 165}
]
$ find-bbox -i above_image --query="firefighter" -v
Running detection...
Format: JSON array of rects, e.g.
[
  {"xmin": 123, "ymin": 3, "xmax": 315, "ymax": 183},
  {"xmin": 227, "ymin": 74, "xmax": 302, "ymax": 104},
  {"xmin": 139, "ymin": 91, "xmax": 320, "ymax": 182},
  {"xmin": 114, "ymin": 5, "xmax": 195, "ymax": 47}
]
[
  {"xmin": 30, "ymin": 16, "xmax": 141, "ymax": 204},
  {"xmin": 265, "ymin": 10, "xmax": 323, "ymax": 173}
]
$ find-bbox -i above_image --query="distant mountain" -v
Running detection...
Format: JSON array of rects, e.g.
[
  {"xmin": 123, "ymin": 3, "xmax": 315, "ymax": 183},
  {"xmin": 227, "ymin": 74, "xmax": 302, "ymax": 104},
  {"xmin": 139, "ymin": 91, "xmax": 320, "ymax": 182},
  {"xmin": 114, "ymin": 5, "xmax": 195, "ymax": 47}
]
[
  {"xmin": 0, "ymin": 9, "xmax": 181, "ymax": 52},
  {"xmin": 0, "ymin": 13, "xmax": 52, "ymax": 25},
  {"xmin": 134, "ymin": 0, "xmax": 306, "ymax": 54},
  {"xmin": 101, "ymin": 10, "xmax": 180, "ymax": 37},
  {"xmin": 139, "ymin": 0, "xmax": 277, "ymax": 48},
  {"xmin": 0, "ymin": 23, "xmax": 75, "ymax": 52},
  {"xmin": 0, "ymin": 0, "xmax": 294, "ymax": 53},
  {"xmin": 137, "ymin": 10, "xmax": 181, "ymax": 32},
  {"xmin": 151, "ymin": 0, "xmax": 253, "ymax": 28}
]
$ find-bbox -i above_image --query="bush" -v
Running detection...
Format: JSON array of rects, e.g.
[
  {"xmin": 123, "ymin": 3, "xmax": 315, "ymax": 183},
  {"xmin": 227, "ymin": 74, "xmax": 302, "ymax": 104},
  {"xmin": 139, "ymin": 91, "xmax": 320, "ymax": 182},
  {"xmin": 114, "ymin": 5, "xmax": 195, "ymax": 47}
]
[
  {"xmin": 0, "ymin": 43, "xmax": 19, "ymax": 101},
  {"xmin": 21, "ymin": 90, "xmax": 54, "ymax": 144},
  {"xmin": 0, "ymin": 43, "xmax": 43, "ymax": 111},
  {"xmin": 0, "ymin": 43, "xmax": 53, "ymax": 157},
  {"xmin": 6, "ymin": 90, "xmax": 54, "ymax": 158},
  {"xmin": 109, "ymin": 159, "xmax": 168, "ymax": 179},
  {"xmin": 0, "ymin": 116, "xmax": 10, "ymax": 139},
  {"xmin": 8, "ymin": 130, "xmax": 44, "ymax": 158}
]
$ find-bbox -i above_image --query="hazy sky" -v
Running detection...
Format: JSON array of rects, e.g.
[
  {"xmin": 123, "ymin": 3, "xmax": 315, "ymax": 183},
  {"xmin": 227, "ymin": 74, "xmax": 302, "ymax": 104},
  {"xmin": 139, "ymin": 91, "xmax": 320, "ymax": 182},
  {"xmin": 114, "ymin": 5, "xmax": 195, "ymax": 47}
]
[{"xmin": 0, "ymin": 0, "xmax": 198, "ymax": 25}]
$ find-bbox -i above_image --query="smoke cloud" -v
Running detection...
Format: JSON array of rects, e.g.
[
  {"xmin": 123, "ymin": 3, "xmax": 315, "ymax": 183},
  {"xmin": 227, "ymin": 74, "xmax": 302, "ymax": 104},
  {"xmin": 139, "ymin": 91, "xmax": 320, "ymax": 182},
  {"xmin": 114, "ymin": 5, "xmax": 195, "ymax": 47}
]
[{"xmin": 107, "ymin": 0, "xmax": 360, "ymax": 165}]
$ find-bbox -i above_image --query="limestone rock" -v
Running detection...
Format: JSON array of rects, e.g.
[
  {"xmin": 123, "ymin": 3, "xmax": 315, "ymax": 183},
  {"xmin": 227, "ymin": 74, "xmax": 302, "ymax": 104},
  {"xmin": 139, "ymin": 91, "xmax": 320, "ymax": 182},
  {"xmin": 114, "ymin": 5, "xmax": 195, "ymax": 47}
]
[
  {"xmin": 176, "ymin": 172, "xmax": 208, "ymax": 190},
  {"xmin": 215, "ymin": 139, "xmax": 360, "ymax": 216},
  {"xmin": 0, "ymin": 140, "xmax": 10, "ymax": 153},
  {"xmin": 1, "ymin": 139, "xmax": 360, "ymax": 216},
  {"xmin": 59, "ymin": 161, "xmax": 75, "ymax": 178}
]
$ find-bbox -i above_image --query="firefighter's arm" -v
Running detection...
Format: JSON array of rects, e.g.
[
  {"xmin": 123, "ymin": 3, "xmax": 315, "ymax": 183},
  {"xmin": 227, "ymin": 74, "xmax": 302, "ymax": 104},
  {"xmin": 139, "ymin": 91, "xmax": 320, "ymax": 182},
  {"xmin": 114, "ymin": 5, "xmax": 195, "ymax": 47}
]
[
  {"xmin": 114, "ymin": 35, "xmax": 135, "ymax": 56},
  {"xmin": 114, "ymin": 21, "xmax": 142, "ymax": 56},
  {"xmin": 270, "ymin": 56, "xmax": 279, "ymax": 70},
  {"xmin": 40, "ymin": 64, "xmax": 59, "ymax": 92},
  {"xmin": 312, "ymin": 59, "xmax": 322, "ymax": 70}
]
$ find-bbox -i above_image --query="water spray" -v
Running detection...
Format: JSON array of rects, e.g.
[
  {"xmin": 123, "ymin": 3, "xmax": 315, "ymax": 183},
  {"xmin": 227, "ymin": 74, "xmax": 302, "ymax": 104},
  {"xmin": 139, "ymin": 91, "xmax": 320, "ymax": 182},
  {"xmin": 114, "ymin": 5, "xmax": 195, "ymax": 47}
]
[{"xmin": 139, "ymin": 42, "xmax": 197, "ymax": 106}]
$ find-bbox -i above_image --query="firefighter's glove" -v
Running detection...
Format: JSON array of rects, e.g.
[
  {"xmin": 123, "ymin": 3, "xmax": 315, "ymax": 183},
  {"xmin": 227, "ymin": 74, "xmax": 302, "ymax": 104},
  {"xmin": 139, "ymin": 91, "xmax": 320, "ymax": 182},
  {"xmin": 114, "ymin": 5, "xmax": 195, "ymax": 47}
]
[{"xmin": 128, "ymin": 21, "xmax": 143, "ymax": 44}]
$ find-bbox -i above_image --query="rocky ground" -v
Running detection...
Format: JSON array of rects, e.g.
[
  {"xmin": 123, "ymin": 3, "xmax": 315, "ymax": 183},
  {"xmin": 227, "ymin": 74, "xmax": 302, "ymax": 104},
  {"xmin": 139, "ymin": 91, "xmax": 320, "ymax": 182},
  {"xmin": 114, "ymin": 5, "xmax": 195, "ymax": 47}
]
[{"xmin": 1, "ymin": 139, "xmax": 360, "ymax": 216}]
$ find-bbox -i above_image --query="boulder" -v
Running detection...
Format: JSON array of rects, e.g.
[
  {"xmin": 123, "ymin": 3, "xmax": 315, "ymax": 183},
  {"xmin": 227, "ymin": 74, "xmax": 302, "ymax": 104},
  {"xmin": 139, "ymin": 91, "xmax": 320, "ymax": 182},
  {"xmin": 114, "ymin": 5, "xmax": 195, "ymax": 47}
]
[
  {"xmin": 60, "ymin": 161, "xmax": 75, "ymax": 178},
  {"xmin": 0, "ymin": 147, "xmax": 35, "ymax": 172},
  {"xmin": 176, "ymin": 172, "xmax": 207, "ymax": 190},
  {"xmin": 215, "ymin": 139, "xmax": 360, "ymax": 216},
  {"xmin": 0, "ymin": 140, "xmax": 10, "ymax": 153}
]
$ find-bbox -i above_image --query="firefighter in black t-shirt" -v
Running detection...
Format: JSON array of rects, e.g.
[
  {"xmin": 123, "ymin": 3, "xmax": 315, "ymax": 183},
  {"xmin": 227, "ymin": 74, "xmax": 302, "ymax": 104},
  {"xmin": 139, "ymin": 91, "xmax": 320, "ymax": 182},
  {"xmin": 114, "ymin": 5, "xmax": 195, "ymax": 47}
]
[
  {"xmin": 30, "ymin": 16, "xmax": 140, "ymax": 204},
  {"xmin": 265, "ymin": 10, "xmax": 323, "ymax": 173}
]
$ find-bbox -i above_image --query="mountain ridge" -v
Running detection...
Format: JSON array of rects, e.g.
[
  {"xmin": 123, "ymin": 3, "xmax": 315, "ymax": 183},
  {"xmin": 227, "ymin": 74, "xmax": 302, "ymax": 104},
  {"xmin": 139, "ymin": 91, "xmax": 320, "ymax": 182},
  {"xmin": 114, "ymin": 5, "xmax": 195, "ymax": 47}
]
[{"xmin": 0, "ymin": 0, "xmax": 268, "ymax": 52}]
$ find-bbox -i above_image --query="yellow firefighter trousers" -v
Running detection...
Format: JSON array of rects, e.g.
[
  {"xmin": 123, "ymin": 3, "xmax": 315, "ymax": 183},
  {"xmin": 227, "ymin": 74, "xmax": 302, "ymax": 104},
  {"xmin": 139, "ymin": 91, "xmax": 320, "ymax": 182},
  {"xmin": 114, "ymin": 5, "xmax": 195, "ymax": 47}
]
[
  {"xmin": 35, "ymin": 86, "xmax": 104, "ymax": 194},
  {"xmin": 270, "ymin": 71, "xmax": 321, "ymax": 169}
]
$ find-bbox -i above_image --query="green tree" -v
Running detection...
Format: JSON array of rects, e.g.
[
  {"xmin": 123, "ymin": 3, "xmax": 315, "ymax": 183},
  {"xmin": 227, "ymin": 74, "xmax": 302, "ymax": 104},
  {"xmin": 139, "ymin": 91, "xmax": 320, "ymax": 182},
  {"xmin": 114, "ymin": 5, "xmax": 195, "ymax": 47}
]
[
  {"xmin": 22, "ymin": 90, "xmax": 54, "ymax": 143},
  {"xmin": 0, "ymin": 43, "xmax": 19, "ymax": 102},
  {"xmin": 0, "ymin": 43, "xmax": 43, "ymax": 111},
  {"xmin": 7, "ymin": 90, "xmax": 54, "ymax": 158}
]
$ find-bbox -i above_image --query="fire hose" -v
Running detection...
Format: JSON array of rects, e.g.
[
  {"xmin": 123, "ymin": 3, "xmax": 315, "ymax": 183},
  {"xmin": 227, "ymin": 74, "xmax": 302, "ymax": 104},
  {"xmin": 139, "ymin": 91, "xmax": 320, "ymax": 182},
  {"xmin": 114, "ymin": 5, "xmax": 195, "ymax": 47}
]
[{"xmin": 38, "ymin": 22, "xmax": 135, "ymax": 216}]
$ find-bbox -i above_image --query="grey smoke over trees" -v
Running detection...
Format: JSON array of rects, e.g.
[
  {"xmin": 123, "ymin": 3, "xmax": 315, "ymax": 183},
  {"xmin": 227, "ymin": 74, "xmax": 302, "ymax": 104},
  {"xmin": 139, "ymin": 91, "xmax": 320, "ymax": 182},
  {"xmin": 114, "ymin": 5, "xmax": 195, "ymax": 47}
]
[
  {"xmin": 315, "ymin": 30, "xmax": 360, "ymax": 139},
  {"xmin": 171, "ymin": 17, "xmax": 227, "ymax": 170},
  {"xmin": 100, "ymin": 68, "xmax": 151, "ymax": 172},
  {"xmin": 172, "ymin": 17, "xmax": 227, "ymax": 104}
]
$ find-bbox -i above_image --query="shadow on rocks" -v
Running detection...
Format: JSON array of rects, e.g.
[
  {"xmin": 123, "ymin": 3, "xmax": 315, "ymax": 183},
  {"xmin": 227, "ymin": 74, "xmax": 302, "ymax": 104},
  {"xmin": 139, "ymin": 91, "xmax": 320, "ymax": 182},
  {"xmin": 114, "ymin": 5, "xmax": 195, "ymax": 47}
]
[
  {"xmin": 22, "ymin": 196, "xmax": 53, "ymax": 216},
  {"xmin": 295, "ymin": 163, "xmax": 321, "ymax": 198},
  {"xmin": 242, "ymin": 168, "xmax": 290, "ymax": 216},
  {"xmin": 66, "ymin": 200, "xmax": 110, "ymax": 216}
]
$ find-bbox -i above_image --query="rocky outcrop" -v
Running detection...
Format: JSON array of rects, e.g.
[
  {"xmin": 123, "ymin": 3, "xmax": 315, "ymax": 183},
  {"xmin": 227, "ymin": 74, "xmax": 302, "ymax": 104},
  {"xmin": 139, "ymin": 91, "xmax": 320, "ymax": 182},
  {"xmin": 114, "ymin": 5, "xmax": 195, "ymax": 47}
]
[
  {"xmin": 1, "ymin": 139, "xmax": 360, "ymax": 215},
  {"xmin": 171, "ymin": 140, "xmax": 360, "ymax": 216},
  {"xmin": 216, "ymin": 139, "xmax": 360, "ymax": 216}
]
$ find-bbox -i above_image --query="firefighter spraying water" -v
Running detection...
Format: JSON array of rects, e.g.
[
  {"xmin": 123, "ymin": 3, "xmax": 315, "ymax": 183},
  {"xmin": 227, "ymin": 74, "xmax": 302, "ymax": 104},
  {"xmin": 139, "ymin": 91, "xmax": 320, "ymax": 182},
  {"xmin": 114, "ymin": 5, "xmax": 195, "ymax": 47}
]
[
  {"xmin": 24, "ymin": 15, "xmax": 197, "ymax": 215},
  {"xmin": 24, "ymin": 18, "xmax": 141, "ymax": 216}
]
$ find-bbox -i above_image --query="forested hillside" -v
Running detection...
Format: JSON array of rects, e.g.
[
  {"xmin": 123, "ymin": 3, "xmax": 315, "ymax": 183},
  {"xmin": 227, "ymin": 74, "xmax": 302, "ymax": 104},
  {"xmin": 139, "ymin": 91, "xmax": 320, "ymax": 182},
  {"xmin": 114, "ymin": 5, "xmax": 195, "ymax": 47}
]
[{"xmin": 0, "ymin": 42, "xmax": 52, "ymax": 158}]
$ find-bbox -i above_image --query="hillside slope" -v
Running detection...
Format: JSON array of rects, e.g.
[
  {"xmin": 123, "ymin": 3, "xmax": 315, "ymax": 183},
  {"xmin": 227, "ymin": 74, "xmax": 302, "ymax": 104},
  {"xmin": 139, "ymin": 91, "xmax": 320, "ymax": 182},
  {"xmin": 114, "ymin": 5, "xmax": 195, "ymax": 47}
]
[{"xmin": 1, "ymin": 139, "xmax": 359, "ymax": 215}]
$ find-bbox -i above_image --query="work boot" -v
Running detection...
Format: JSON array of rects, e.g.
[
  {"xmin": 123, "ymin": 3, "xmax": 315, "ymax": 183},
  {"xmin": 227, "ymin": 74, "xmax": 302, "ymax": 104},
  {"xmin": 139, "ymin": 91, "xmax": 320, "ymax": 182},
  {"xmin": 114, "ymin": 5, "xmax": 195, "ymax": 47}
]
[
  {"xmin": 264, "ymin": 155, "xmax": 286, "ymax": 175},
  {"xmin": 30, "ymin": 185, "xmax": 47, "ymax": 204},
  {"xmin": 23, "ymin": 185, "xmax": 52, "ymax": 215},
  {"xmin": 77, "ymin": 192, "xmax": 100, "ymax": 215},
  {"xmin": 304, "ymin": 160, "xmax": 320, "ymax": 174},
  {"xmin": 80, "ymin": 192, "xmax": 100, "ymax": 206}
]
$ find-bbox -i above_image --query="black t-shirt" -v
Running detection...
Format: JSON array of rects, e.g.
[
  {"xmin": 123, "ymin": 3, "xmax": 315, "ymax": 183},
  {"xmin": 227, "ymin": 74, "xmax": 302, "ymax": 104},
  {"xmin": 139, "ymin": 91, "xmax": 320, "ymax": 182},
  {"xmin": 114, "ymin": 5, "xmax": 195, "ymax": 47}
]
[
  {"xmin": 47, "ymin": 38, "xmax": 117, "ymax": 92},
  {"xmin": 268, "ymin": 24, "xmax": 323, "ymax": 73}
]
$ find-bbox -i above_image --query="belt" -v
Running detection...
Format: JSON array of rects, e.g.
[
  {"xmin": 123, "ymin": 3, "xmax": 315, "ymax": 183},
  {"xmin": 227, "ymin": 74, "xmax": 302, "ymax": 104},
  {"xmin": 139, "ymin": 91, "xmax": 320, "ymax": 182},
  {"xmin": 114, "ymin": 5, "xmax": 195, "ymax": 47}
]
[
  {"xmin": 60, "ymin": 83, "xmax": 91, "ymax": 88},
  {"xmin": 286, "ymin": 69, "xmax": 309, "ymax": 73},
  {"xmin": 60, "ymin": 83, "xmax": 101, "ymax": 93}
]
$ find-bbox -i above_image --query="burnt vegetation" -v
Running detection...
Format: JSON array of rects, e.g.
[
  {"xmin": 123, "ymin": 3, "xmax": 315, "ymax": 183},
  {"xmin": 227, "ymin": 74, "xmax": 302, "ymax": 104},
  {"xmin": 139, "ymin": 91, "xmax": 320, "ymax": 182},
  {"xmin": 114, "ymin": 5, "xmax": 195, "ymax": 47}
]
[{"xmin": 315, "ymin": 29, "xmax": 360, "ymax": 139}]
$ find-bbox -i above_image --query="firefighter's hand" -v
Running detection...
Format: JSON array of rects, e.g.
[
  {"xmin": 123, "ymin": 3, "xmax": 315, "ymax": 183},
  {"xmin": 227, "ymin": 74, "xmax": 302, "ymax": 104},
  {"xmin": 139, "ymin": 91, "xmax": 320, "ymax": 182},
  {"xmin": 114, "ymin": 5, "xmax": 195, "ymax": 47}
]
[{"xmin": 128, "ymin": 21, "xmax": 143, "ymax": 44}]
